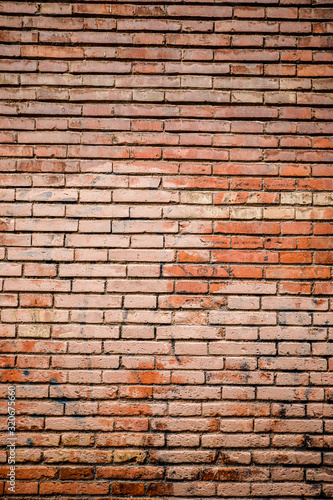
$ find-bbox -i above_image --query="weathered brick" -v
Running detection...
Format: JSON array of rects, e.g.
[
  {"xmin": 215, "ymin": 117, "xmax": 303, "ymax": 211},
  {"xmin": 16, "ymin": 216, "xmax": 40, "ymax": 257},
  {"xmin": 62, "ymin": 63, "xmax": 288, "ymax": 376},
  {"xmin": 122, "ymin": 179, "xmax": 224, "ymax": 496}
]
[{"xmin": 0, "ymin": 3, "xmax": 331, "ymax": 497}]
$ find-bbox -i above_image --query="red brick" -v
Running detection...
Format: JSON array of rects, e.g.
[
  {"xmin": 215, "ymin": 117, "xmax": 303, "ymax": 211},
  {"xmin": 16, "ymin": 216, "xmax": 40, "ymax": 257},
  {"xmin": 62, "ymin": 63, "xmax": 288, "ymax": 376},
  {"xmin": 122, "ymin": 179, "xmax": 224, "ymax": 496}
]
[{"xmin": 0, "ymin": 4, "xmax": 332, "ymax": 497}]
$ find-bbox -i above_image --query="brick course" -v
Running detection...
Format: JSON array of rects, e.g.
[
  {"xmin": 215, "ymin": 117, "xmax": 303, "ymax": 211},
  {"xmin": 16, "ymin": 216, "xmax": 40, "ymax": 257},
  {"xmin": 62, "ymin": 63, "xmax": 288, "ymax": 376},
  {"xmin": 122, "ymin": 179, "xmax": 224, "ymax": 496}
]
[{"xmin": 0, "ymin": 1, "xmax": 333, "ymax": 498}]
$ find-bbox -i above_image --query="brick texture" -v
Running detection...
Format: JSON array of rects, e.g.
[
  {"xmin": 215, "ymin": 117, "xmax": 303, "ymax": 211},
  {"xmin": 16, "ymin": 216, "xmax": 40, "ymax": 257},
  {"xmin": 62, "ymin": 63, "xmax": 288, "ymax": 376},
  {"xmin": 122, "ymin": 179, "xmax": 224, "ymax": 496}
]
[{"xmin": 0, "ymin": 1, "xmax": 333, "ymax": 498}]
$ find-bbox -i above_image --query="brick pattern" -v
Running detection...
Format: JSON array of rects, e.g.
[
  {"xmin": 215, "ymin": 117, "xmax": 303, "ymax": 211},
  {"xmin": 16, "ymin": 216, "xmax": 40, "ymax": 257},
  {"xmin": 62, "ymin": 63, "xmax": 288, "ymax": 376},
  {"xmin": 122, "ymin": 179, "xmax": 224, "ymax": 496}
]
[{"xmin": 0, "ymin": 1, "xmax": 333, "ymax": 498}]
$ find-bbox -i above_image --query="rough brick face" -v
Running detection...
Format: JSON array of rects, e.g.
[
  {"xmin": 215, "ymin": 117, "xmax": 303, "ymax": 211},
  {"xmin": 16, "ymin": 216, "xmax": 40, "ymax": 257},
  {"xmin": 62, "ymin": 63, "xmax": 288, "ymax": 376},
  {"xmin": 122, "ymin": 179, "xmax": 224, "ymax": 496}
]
[{"xmin": 0, "ymin": 1, "xmax": 333, "ymax": 498}]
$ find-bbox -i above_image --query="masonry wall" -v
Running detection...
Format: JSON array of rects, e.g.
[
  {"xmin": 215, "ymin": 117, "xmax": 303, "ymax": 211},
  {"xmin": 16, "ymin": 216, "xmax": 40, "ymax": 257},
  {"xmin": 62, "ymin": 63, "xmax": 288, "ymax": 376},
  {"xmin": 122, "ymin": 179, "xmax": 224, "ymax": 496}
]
[{"xmin": 0, "ymin": 1, "xmax": 332, "ymax": 498}]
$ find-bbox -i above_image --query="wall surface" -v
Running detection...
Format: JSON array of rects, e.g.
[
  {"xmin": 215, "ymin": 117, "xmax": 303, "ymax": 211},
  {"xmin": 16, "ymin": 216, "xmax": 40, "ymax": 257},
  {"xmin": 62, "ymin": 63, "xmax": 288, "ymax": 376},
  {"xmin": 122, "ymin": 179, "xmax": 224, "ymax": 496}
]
[{"xmin": 0, "ymin": 1, "xmax": 333, "ymax": 498}]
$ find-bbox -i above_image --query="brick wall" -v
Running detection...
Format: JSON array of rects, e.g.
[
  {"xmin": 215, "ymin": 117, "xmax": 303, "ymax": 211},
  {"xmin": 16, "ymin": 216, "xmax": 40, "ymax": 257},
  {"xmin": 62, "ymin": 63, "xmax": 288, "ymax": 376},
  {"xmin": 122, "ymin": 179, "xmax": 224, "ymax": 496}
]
[{"xmin": 0, "ymin": 1, "xmax": 333, "ymax": 498}]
